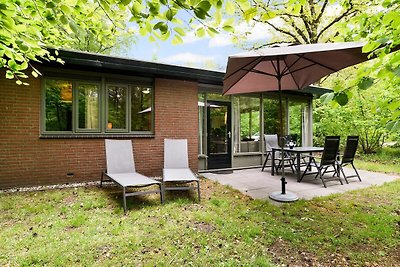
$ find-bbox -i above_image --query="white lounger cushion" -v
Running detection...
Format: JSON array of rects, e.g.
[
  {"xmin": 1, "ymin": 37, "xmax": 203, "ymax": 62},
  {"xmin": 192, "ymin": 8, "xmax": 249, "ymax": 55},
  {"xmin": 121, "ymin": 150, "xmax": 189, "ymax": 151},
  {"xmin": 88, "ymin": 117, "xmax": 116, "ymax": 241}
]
[
  {"xmin": 109, "ymin": 172, "xmax": 160, "ymax": 187},
  {"xmin": 163, "ymin": 168, "xmax": 198, "ymax": 182}
]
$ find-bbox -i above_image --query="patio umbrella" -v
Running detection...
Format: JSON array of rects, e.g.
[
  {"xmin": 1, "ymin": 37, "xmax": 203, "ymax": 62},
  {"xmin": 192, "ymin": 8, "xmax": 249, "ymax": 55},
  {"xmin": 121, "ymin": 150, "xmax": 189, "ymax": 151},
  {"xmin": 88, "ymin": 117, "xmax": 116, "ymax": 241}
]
[{"xmin": 223, "ymin": 41, "xmax": 371, "ymax": 202}]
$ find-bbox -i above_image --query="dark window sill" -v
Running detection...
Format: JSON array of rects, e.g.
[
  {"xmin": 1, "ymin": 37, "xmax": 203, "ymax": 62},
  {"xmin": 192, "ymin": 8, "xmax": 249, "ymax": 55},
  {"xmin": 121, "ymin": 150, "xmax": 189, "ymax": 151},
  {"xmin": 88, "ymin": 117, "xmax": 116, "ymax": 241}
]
[{"xmin": 40, "ymin": 133, "xmax": 155, "ymax": 139}]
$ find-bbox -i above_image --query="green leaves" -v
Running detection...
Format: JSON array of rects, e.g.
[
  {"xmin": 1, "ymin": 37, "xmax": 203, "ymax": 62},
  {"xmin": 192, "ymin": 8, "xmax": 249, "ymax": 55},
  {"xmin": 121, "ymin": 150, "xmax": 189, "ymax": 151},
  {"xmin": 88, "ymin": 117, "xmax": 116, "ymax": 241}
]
[
  {"xmin": 334, "ymin": 91, "xmax": 349, "ymax": 106},
  {"xmin": 320, "ymin": 91, "xmax": 349, "ymax": 106},
  {"xmin": 362, "ymin": 42, "xmax": 381, "ymax": 53},
  {"xmin": 153, "ymin": 22, "xmax": 168, "ymax": 34},
  {"xmin": 386, "ymin": 120, "xmax": 400, "ymax": 131},
  {"xmin": 358, "ymin": 77, "xmax": 375, "ymax": 90},
  {"xmin": 1, "ymin": 0, "xmax": 230, "ymax": 83},
  {"xmin": 320, "ymin": 92, "xmax": 335, "ymax": 104}
]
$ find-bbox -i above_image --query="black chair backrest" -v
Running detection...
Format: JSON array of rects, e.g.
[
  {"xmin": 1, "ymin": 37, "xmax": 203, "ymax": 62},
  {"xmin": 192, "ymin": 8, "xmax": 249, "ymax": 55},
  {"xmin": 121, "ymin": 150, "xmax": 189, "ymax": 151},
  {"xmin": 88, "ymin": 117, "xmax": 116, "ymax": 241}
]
[
  {"xmin": 342, "ymin": 136, "xmax": 359, "ymax": 164},
  {"xmin": 321, "ymin": 136, "xmax": 340, "ymax": 165}
]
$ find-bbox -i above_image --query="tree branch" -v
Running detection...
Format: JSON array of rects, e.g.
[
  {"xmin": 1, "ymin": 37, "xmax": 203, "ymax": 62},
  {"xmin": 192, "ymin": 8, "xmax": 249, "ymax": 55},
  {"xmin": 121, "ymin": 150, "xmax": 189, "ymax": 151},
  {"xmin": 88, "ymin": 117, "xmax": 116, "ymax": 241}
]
[
  {"xmin": 314, "ymin": 0, "xmax": 328, "ymax": 24},
  {"xmin": 299, "ymin": 4, "xmax": 313, "ymax": 43},
  {"xmin": 316, "ymin": 1, "xmax": 357, "ymax": 42},
  {"xmin": 258, "ymin": 18, "xmax": 301, "ymax": 43},
  {"xmin": 281, "ymin": 16, "xmax": 309, "ymax": 43}
]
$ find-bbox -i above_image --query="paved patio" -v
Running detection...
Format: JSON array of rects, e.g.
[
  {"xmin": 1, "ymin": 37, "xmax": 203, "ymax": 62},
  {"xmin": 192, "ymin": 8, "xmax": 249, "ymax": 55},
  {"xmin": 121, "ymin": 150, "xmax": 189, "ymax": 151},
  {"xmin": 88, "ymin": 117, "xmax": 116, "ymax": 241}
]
[{"xmin": 202, "ymin": 167, "xmax": 399, "ymax": 201}]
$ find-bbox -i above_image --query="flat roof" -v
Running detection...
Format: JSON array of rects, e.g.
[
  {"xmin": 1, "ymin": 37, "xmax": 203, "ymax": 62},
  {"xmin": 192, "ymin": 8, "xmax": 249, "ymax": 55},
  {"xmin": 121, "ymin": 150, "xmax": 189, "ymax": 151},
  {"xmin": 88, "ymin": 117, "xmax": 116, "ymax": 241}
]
[
  {"xmin": 43, "ymin": 49, "xmax": 331, "ymax": 95},
  {"xmin": 45, "ymin": 49, "xmax": 225, "ymax": 86}
]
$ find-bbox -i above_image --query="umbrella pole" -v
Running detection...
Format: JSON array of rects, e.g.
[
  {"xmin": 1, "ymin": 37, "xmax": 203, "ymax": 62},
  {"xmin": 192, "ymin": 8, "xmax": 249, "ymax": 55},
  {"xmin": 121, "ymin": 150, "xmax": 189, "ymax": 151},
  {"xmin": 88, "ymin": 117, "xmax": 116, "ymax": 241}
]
[
  {"xmin": 278, "ymin": 78, "xmax": 287, "ymax": 194},
  {"xmin": 269, "ymin": 68, "xmax": 298, "ymax": 202}
]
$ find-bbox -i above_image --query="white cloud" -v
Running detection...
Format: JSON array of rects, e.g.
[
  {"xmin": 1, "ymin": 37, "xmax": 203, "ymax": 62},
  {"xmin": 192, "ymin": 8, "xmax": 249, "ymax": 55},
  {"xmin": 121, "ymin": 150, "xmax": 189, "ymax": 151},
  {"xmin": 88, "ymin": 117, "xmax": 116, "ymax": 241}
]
[
  {"xmin": 324, "ymin": 3, "xmax": 343, "ymax": 17},
  {"xmin": 209, "ymin": 33, "xmax": 232, "ymax": 48},
  {"xmin": 182, "ymin": 31, "xmax": 202, "ymax": 44},
  {"xmin": 208, "ymin": 21, "xmax": 274, "ymax": 48},
  {"xmin": 161, "ymin": 52, "xmax": 217, "ymax": 65},
  {"xmin": 236, "ymin": 21, "xmax": 273, "ymax": 42}
]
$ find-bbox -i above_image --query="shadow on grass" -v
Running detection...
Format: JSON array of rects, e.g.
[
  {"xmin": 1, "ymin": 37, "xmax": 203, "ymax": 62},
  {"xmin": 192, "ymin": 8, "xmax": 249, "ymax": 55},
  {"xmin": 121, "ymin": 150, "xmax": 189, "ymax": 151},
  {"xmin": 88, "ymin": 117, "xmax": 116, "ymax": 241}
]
[{"xmin": 100, "ymin": 182, "xmax": 199, "ymax": 213}]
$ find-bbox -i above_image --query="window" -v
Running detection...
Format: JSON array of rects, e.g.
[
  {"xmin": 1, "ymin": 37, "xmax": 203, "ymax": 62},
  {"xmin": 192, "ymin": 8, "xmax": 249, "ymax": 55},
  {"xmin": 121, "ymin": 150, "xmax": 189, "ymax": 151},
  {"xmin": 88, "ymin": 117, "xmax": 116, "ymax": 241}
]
[
  {"xmin": 263, "ymin": 97, "xmax": 286, "ymax": 136},
  {"xmin": 288, "ymin": 101, "xmax": 304, "ymax": 145},
  {"xmin": 131, "ymin": 86, "xmax": 152, "ymax": 132},
  {"xmin": 263, "ymin": 94, "xmax": 310, "ymax": 147},
  {"xmin": 45, "ymin": 79, "xmax": 73, "ymax": 132},
  {"xmin": 107, "ymin": 85, "xmax": 128, "ymax": 131},
  {"xmin": 77, "ymin": 83, "xmax": 100, "ymax": 131},
  {"xmin": 233, "ymin": 96, "xmax": 261, "ymax": 153},
  {"xmin": 43, "ymin": 78, "xmax": 153, "ymax": 135}
]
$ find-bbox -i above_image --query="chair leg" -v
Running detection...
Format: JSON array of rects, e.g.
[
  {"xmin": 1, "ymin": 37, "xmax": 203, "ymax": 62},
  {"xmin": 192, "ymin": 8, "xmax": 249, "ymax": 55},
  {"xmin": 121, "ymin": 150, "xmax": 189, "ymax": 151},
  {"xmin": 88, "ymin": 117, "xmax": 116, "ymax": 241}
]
[
  {"xmin": 335, "ymin": 164, "xmax": 343, "ymax": 185},
  {"xmin": 159, "ymin": 183, "xmax": 164, "ymax": 204},
  {"xmin": 288, "ymin": 158, "xmax": 296, "ymax": 174},
  {"xmin": 299, "ymin": 160, "xmax": 312, "ymax": 182},
  {"xmin": 318, "ymin": 167, "xmax": 327, "ymax": 188},
  {"xmin": 352, "ymin": 163, "xmax": 362, "ymax": 181},
  {"xmin": 123, "ymin": 187, "xmax": 127, "ymax": 213},
  {"xmin": 261, "ymin": 153, "xmax": 270, "ymax": 172},
  {"xmin": 162, "ymin": 181, "xmax": 166, "ymax": 202},
  {"xmin": 197, "ymin": 180, "xmax": 201, "ymax": 202},
  {"xmin": 340, "ymin": 165, "xmax": 349, "ymax": 184}
]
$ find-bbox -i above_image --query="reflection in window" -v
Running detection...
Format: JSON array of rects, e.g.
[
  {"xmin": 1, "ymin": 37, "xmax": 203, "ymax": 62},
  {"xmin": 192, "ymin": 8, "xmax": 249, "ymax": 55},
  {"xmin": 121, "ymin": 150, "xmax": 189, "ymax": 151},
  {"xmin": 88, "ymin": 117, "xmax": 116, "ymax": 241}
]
[
  {"xmin": 209, "ymin": 104, "xmax": 228, "ymax": 154},
  {"xmin": 288, "ymin": 101, "xmax": 304, "ymax": 146},
  {"xmin": 207, "ymin": 93, "xmax": 230, "ymax": 101},
  {"xmin": 78, "ymin": 83, "xmax": 99, "ymax": 130},
  {"xmin": 107, "ymin": 85, "xmax": 127, "ymax": 130},
  {"xmin": 233, "ymin": 97, "xmax": 260, "ymax": 153},
  {"xmin": 131, "ymin": 86, "xmax": 152, "ymax": 131},
  {"xmin": 263, "ymin": 97, "xmax": 286, "ymax": 136},
  {"xmin": 45, "ymin": 79, "xmax": 73, "ymax": 131}
]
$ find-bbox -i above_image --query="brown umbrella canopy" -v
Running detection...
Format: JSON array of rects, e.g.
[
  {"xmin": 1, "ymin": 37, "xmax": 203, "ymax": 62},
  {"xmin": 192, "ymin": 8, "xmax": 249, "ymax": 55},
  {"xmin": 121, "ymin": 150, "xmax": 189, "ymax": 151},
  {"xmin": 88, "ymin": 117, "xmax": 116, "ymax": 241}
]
[{"xmin": 223, "ymin": 42, "xmax": 369, "ymax": 95}]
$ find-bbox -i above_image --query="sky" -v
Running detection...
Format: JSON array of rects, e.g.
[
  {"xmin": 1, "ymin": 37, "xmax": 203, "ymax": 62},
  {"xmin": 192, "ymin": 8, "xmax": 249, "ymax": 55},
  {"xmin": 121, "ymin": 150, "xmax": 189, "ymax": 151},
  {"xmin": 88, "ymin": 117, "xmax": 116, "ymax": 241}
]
[
  {"xmin": 124, "ymin": 3, "xmax": 345, "ymax": 72},
  {"xmin": 126, "ymin": 21, "xmax": 273, "ymax": 72}
]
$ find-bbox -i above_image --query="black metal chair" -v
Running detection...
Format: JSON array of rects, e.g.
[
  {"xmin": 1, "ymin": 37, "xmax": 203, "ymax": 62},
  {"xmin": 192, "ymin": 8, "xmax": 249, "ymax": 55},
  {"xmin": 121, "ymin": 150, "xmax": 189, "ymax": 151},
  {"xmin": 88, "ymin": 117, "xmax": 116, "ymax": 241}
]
[
  {"xmin": 300, "ymin": 136, "xmax": 343, "ymax": 187},
  {"xmin": 337, "ymin": 136, "xmax": 361, "ymax": 183},
  {"xmin": 261, "ymin": 134, "xmax": 295, "ymax": 173}
]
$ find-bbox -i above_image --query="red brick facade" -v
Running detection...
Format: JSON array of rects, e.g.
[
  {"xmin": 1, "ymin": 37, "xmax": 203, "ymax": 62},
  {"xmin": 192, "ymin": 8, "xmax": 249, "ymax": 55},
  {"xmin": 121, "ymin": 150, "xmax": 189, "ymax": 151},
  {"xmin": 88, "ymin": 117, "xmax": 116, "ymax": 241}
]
[{"xmin": 0, "ymin": 73, "xmax": 199, "ymax": 189}]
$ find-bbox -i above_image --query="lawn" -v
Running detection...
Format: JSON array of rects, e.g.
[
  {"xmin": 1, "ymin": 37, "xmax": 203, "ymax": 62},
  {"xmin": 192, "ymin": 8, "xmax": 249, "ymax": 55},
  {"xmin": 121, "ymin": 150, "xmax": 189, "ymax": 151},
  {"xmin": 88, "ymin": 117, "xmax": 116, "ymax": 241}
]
[
  {"xmin": 1, "ymin": 177, "xmax": 399, "ymax": 266},
  {"xmin": 355, "ymin": 147, "xmax": 400, "ymax": 174}
]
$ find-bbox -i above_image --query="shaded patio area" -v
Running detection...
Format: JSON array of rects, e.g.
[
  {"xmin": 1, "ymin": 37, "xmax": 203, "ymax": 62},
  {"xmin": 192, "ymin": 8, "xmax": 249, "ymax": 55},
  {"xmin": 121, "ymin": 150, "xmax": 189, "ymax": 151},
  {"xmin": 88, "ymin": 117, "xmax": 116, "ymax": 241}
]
[{"xmin": 202, "ymin": 167, "xmax": 399, "ymax": 201}]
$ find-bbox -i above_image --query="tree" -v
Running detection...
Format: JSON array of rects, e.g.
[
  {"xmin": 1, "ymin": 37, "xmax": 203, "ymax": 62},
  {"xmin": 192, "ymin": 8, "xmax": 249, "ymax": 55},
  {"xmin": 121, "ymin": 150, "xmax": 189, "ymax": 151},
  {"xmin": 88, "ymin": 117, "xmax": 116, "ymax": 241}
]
[
  {"xmin": 337, "ymin": 0, "xmax": 400, "ymax": 133},
  {"xmin": 0, "ymin": 0, "xmax": 230, "ymax": 85},
  {"xmin": 227, "ymin": 0, "xmax": 373, "ymax": 49}
]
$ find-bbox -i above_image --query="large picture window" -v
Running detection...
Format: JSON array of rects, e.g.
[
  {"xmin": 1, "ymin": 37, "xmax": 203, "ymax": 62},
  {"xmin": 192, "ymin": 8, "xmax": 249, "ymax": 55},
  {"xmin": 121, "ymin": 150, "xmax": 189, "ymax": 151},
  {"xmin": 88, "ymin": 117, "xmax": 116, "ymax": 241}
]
[
  {"xmin": 77, "ymin": 83, "xmax": 100, "ymax": 131},
  {"xmin": 233, "ymin": 96, "xmax": 261, "ymax": 153},
  {"xmin": 131, "ymin": 86, "xmax": 152, "ymax": 132},
  {"xmin": 45, "ymin": 79, "xmax": 73, "ymax": 132},
  {"xmin": 107, "ymin": 85, "xmax": 128, "ymax": 131},
  {"xmin": 43, "ymin": 78, "xmax": 154, "ymax": 135}
]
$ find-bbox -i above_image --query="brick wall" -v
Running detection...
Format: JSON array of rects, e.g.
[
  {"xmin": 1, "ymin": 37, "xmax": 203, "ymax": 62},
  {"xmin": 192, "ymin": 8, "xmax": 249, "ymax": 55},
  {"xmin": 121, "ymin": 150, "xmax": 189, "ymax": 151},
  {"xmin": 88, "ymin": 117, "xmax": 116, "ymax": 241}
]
[{"xmin": 0, "ymin": 73, "xmax": 199, "ymax": 189}]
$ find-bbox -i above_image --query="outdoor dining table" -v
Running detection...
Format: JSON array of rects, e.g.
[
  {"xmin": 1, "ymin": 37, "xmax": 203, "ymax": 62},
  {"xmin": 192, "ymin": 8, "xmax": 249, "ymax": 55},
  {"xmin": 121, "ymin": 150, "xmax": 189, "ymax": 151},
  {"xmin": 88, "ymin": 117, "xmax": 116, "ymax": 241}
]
[{"xmin": 271, "ymin": 146, "xmax": 324, "ymax": 182}]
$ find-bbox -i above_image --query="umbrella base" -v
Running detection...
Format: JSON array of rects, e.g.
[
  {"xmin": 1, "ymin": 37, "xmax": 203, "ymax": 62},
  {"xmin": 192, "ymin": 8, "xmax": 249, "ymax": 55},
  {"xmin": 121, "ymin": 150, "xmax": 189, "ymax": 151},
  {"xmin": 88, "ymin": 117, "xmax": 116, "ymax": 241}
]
[{"xmin": 269, "ymin": 191, "xmax": 299, "ymax": 202}]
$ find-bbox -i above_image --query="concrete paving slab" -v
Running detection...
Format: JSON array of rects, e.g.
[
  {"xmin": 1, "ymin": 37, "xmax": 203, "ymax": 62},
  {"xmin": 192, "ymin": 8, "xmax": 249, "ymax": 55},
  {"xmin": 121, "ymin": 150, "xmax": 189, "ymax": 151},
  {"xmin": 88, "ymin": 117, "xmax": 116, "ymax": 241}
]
[{"xmin": 202, "ymin": 167, "xmax": 399, "ymax": 201}]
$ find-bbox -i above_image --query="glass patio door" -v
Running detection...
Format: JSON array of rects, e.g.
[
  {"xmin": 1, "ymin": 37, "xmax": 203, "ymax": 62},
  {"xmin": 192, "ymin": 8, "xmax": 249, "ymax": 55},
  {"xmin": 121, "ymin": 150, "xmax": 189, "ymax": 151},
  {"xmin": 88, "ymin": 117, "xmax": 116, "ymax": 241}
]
[{"xmin": 207, "ymin": 101, "xmax": 231, "ymax": 169}]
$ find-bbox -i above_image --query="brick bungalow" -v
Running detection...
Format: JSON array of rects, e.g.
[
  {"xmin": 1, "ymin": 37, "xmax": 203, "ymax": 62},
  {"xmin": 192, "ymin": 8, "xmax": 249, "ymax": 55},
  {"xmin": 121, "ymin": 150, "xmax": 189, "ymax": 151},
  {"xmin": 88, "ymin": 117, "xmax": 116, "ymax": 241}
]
[{"xmin": 0, "ymin": 49, "xmax": 327, "ymax": 189}]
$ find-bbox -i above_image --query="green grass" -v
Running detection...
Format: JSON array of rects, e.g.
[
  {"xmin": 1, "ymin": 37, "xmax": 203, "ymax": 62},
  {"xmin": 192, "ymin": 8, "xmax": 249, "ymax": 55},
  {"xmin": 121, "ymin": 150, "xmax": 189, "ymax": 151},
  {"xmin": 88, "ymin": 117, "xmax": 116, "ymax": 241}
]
[
  {"xmin": 355, "ymin": 147, "xmax": 400, "ymax": 173},
  {"xmin": 1, "ymin": 177, "xmax": 399, "ymax": 266}
]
